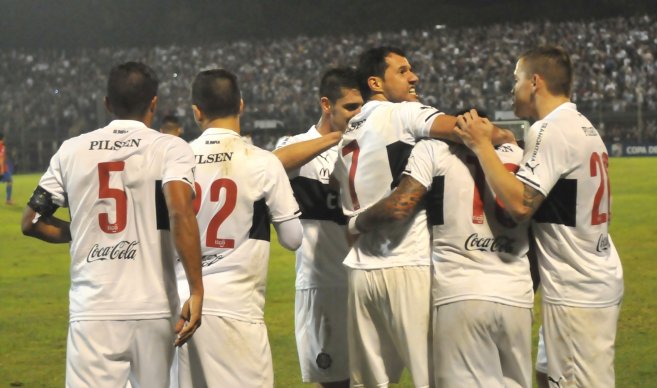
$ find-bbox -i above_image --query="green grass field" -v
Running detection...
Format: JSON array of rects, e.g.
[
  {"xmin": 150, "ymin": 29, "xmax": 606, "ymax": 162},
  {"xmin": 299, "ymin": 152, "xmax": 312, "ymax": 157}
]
[{"xmin": 1, "ymin": 157, "xmax": 656, "ymax": 387}]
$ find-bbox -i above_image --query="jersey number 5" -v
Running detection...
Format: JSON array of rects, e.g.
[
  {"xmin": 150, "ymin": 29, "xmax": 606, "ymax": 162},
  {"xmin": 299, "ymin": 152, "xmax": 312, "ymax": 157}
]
[
  {"xmin": 98, "ymin": 161, "xmax": 127, "ymax": 234},
  {"xmin": 192, "ymin": 178, "xmax": 237, "ymax": 248}
]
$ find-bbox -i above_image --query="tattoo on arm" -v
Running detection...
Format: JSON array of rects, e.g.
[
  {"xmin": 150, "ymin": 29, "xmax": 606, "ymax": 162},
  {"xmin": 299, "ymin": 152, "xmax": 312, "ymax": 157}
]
[
  {"xmin": 356, "ymin": 176, "xmax": 427, "ymax": 233},
  {"xmin": 522, "ymin": 184, "xmax": 545, "ymax": 214}
]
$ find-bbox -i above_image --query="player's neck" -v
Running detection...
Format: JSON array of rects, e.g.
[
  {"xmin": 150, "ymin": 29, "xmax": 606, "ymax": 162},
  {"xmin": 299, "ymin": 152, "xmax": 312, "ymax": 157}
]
[
  {"xmin": 203, "ymin": 116, "xmax": 241, "ymax": 134},
  {"xmin": 315, "ymin": 115, "xmax": 332, "ymax": 136},
  {"xmin": 536, "ymin": 95, "xmax": 571, "ymax": 120}
]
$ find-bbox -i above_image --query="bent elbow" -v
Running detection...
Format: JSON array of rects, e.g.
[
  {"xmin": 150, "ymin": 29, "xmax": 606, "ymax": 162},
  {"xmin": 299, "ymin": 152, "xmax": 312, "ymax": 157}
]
[{"xmin": 508, "ymin": 204, "xmax": 533, "ymax": 224}]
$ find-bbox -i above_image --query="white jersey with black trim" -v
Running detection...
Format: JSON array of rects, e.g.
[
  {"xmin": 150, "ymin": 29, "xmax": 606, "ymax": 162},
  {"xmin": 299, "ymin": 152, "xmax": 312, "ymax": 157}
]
[
  {"xmin": 405, "ymin": 140, "xmax": 533, "ymax": 308},
  {"xmin": 516, "ymin": 102, "xmax": 623, "ymax": 307},
  {"xmin": 37, "ymin": 120, "xmax": 196, "ymax": 322},
  {"xmin": 276, "ymin": 126, "xmax": 349, "ymax": 289},
  {"xmin": 334, "ymin": 100, "xmax": 442, "ymax": 269},
  {"xmin": 176, "ymin": 128, "xmax": 300, "ymax": 323}
]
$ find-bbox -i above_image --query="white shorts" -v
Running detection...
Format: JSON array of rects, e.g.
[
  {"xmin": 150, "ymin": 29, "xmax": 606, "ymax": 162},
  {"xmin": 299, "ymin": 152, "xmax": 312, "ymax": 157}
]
[
  {"xmin": 347, "ymin": 266, "xmax": 431, "ymax": 388},
  {"xmin": 433, "ymin": 300, "xmax": 532, "ymax": 388},
  {"xmin": 535, "ymin": 325, "xmax": 547, "ymax": 374},
  {"xmin": 66, "ymin": 319, "xmax": 175, "ymax": 388},
  {"xmin": 176, "ymin": 315, "xmax": 273, "ymax": 388},
  {"xmin": 542, "ymin": 303, "xmax": 621, "ymax": 387},
  {"xmin": 295, "ymin": 287, "xmax": 349, "ymax": 383}
]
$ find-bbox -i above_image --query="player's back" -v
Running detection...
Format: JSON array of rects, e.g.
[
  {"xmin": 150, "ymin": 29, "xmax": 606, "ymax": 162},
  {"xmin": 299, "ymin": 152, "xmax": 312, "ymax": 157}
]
[
  {"xmin": 516, "ymin": 102, "xmax": 623, "ymax": 307},
  {"xmin": 182, "ymin": 127, "xmax": 299, "ymax": 322},
  {"xmin": 409, "ymin": 140, "xmax": 533, "ymax": 308},
  {"xmin": 46, "ymin": 120, "xmax": 195, "ymax": 321}
]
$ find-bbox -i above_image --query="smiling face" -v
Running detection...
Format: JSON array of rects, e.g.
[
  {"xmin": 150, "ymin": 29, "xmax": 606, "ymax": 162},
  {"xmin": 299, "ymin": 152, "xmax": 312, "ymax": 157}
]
[
  {"xmin": 380, "ymin": 53, "xmax": 419, "ymax": 103},
  {"xmin": 327, "ymin": 87, "xmax": 363, "ymax": 132}
]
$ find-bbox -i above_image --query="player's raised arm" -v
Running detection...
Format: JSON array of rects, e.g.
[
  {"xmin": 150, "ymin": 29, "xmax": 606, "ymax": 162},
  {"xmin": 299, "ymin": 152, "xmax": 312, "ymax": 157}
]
[
  {"xmin": 163, "ymin": 180, "xmax": 204, "ymax": 346},
  {"xmin": 455, "ymin": 109, "xmax": 544, "ymax": 223},
  {"xmin": 274, "ymin": 131, "xmax": 342, "ymax": 171},
  {"xmin": 430, "ymin": 111, "xmax": 516, "ymax": 145}
]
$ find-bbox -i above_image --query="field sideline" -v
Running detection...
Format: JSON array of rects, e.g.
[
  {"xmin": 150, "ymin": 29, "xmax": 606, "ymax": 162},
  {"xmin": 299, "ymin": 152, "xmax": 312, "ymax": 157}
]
[{"xmin": 1, "ymin": 157, "xmax": 655, "ymax": 387}]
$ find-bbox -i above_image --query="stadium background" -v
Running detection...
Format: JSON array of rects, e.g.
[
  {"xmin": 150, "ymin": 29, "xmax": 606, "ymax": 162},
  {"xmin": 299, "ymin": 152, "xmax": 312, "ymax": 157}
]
[
  {"xmin": 1, "ymin": 1, "xmax": 656, "ymax": 386},
  {"xmin": 1, "ymin": 0, "xmax": 657, "ymax": 172}
]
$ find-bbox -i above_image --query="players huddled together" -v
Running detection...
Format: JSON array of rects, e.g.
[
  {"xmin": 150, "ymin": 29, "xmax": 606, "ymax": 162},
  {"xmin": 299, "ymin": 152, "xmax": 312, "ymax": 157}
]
[{"xmin": 22, "ymin": 44, "xmax": 622, "ymax": 388}]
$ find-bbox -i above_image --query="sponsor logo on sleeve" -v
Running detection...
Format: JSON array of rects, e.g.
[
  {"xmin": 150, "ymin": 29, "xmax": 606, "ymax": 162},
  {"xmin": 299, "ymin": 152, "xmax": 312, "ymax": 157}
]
[{"xmin": 86, "ymin": 241, "xmax": 139, "ymax": 262}]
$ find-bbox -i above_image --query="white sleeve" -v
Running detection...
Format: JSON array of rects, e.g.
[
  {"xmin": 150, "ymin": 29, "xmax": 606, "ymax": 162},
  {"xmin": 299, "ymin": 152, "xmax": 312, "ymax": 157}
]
[
  {"xmin": 262, "ymin": 154, "xmax": 301, "ymax": 223},
  {"xmin": 38, "ymin": 147, "xmax": 67, "ymax": 207},
  {"xmin": 161, "ymin": 136, "xmax": 196, "ymax": 191},
  {"xmin": 396, "ymin": 101, "xmax": 445, "ymax": 139},
  {"xmin": 273, "ymin": 217, "xmax": 303, "ymax": 250},
  {"xmin": 516, "ymin": 122, "xmax": 569, "ymax": 197},
  {"xmin": 495, "ymin": 143, "xmax": 524, "ymax": 168},
  {"xmin": 404, "ymin": 140, "xmax": 449, "ymax": 189}
]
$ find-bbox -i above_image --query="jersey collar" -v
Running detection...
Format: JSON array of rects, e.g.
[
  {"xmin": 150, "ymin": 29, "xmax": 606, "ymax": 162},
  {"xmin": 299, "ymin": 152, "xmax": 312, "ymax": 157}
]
[
  {"xmin": 545, "ymin": 102, "xmax": 577, "ymax": 120},
  {"xmin": 201, "ymin": 127, "xmax": 241, "ymax": 137},
  {"xmin": 106, "ymin": 120, "xmax": 150, "ymax": 130}
]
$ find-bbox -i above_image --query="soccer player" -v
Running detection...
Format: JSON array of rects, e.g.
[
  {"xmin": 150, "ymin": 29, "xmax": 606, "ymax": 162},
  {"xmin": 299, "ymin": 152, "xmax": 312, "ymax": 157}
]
[
  {"xmin": 349, "ymin": 138, "xmax": 534, "ymax": 387},
  {"xmin": 0, "ymin": 132, "xmax": 13, "ymax": 205},
  {"xmin": 20, "ymin": 61, "xmax": 204, "ymax": 387},
  {"xmin": 333, "ymin": 46, "xmax": 511, "ymax": 388},
  {"xmin": 274, "ymin": 67, "xmax": 363, "ymax": 388},
  {"xmin": 455, "ymin": 45, "xmax": 624, "ymax": 387},
  {"xmin": 160, "ymin": 114, "xmax": 184, "ymax": 137},
  {"xmin": 174, "ymin": 69, "xmax": 302, "ymax": 388}
]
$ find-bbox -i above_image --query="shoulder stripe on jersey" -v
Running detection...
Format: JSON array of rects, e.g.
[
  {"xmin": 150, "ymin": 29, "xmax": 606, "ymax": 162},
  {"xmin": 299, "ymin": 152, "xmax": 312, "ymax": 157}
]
[
  {"xmin": 426, "ymin": 176, "xmax": 445, "ymax": 226},
  {"xmin": 154, "ymin": 180, "xmax": 169, "ymax": 230},
  {"xmin": 386, "ymin": 141, "xmax": 414, "ymax": 189},
  {"xmin": 249, "ymin": 198, "xmax": 271, "ymax": 241},
  {"xmin": 290, "ymin": 176, "xmax": 347, "ymax": 225},
  {"xmin": 533, "ymin": 178, "xmax": 577, "ymax": 226},
  {"xmin": 516, "ymin": 174, "xmax": 541, "ymax": 190},
  {"xmin": 424, "ymin": 111, "xmax": 440, "ymax": 122}
]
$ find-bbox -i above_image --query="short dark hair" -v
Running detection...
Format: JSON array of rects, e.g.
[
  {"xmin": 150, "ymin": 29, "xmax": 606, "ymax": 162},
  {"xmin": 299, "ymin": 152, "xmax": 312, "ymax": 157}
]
[
  {"xmin": 319, "ymin": 67, "xmax": 360, "ymax": 103},
  {"xmin": 520, "ymin": 45, "xmax": 573, "ymax": 97},
  {"xmin": 191, "ymin": 69, "xmax": 241, "ymax": 119},
  {"xmin": 356, "ymin": 46, "xmax": 406, "ymax": 100},
  {"xmin": 106, "ymin": 62, "xmax": 159, "ymax": 118},
  {"xmin": 160, "ymin": 114, "xmax": 180, "ymax": 131}
]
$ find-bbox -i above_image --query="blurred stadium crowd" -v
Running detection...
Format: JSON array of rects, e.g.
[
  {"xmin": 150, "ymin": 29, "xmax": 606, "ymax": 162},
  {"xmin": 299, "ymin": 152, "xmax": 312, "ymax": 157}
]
[{"xmin": 1, "ymin": 14, "xmax": 655, "ymax": 170}]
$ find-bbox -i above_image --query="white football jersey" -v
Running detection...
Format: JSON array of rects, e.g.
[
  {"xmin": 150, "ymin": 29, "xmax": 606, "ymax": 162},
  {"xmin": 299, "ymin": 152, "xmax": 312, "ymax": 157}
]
[
  {"xmin": 334, "ymin": 100, "xmax": 442, "ymax": 269},
  {"xmin": 176, "ymin": 128, "xmax": 300, "ymax": 322},
  {"xmin": 405, "ymin": 140, "xmax": 533, "ymax": 308},
  {"xmin": 276, "ymin": 126, "xmax": 349, "ymax": 289},
  {"xmin": 516, "ymin": 102, "xmax": 623, "ymax": 307},
  {"xmin": 37, "ymin": 120, "xmax": 196, "ymax": 322}
]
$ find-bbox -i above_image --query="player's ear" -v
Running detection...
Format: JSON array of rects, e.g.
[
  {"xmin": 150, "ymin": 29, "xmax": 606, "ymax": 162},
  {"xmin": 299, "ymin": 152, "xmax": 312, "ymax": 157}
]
[
  {"xmin": 320, "ymin": 96, "xmax": 331, "ymax": 114},
  {"xmin": 239, "ymin": 99, "xmax": 245, "ymax": 116},
  {"xmin": 192, "ymin": 105, "xmax": 203, "ymax": 123},
  {"xmin": 104, "ymin": 96, "xmax": 113, "ymax": 115},
  {"xmin": 368, "ymin": 76, "xmax": 383, "ymax": 94},
  {"xmin": 148, "ymin": 96, "xmax": 158, "ymax": 112}
]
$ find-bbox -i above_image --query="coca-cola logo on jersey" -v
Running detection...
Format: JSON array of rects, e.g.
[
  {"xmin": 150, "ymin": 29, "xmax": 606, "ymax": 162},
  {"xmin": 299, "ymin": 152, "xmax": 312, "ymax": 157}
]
[
  {"xmin": 464, "ymin": 233, "xmax": 515, "ymax": 253},
  {"xmin": 86, "ymin": 241, "xmax": 139, "ymax": 263}
]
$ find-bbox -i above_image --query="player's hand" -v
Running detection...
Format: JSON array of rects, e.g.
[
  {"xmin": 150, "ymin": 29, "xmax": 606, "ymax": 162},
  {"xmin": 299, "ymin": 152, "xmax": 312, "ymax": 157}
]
[
  {"xmin": 174, "ymin": 293, "xmax": 203, "ymax": 346},
  {"xmin": 454, "ymin": 109, "xmax": 494, "ymax": 153}
]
